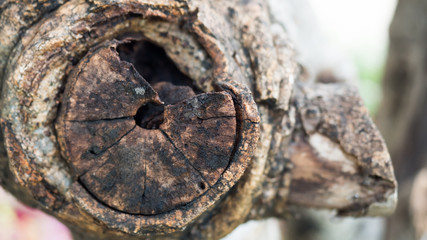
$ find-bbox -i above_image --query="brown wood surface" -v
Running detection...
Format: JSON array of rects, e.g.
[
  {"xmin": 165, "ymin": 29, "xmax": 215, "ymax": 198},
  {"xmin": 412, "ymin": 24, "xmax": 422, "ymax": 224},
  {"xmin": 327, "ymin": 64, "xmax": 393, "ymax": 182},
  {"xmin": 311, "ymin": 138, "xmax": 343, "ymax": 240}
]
[
  {"xmin": 0, "ymin": 0, "xmax": 397, "ymax": 239},
  {"xmin": 57, "ymin": 42, "xmax": 238, "ymax": 215}
]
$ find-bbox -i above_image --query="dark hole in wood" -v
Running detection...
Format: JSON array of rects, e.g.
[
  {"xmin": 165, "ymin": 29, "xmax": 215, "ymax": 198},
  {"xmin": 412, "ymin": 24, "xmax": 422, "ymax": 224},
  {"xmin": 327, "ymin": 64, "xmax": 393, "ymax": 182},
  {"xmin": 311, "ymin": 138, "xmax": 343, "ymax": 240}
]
[
  {"xmin": 117, "ymin": 40, "xmax": 201, "ymax": 129},
  {"xmin": 88, "ymin": 146, "xmax": 101, "ymax": 156},
  {"xmin": 134, "ymin": 102, "xmax": 165, "ymax": 129},
  {"xmin": 117, "ymin": 40, "xmax": 198, "ymax": 90},
  {"xmin": 198, "ymin": 182, "xmax": 206, "ymax": 190}
]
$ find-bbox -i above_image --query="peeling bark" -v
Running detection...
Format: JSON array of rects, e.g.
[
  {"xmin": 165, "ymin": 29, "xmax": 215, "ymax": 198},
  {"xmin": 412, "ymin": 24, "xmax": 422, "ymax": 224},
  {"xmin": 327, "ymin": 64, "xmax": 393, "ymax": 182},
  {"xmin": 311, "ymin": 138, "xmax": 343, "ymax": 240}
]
[
  {"xmin": 0, "ymin": 0, "xmax": 396, "ymax": 239},
  {"xmin": 288, "ymin": 83, "xmax": 396, "ymax": 217}
]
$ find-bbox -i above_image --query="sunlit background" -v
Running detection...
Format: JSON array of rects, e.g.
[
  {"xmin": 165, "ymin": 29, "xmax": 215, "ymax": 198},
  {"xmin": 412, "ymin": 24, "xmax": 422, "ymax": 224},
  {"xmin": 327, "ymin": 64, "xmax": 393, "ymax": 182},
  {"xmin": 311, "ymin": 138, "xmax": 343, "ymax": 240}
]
[
  {"xmin": 308, "ymin": 0, "xmax": 397, "ymax": 113},
  {"xmin": 0, "ymin": 1, "xmax": 397, "ymax": 239}
]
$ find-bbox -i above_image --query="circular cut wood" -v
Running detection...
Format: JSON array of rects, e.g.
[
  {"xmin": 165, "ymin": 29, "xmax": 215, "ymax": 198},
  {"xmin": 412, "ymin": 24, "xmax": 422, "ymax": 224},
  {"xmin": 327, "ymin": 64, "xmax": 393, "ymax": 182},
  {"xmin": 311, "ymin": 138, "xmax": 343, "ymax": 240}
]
[
  {"xmin": 0, "ymin": 0, "xmax": 398, "ymax": 239},
  {"xmin": 0, "ymin": 0, "xmax": 262, "ymax": 235},
  {"xmin": 57, "ymin": 43, "xmax": 237, "ymax": 215}
]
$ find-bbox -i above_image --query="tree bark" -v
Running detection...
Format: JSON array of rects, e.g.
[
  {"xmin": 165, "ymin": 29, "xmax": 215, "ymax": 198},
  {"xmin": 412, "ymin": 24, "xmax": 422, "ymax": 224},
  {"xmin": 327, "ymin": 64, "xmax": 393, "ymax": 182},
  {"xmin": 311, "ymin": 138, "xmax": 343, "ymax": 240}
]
[{"xmin": 0, "ymin": 1, "xmax": 396, "ymax": 239}]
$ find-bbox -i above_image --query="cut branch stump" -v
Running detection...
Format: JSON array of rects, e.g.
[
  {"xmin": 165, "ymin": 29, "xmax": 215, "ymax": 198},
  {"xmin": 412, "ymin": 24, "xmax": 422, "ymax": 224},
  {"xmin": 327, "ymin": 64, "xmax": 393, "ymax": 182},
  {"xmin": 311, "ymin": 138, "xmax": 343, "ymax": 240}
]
[{"xmin": 0, "ymin": 1, "xmax": 397, "ymax": 239}]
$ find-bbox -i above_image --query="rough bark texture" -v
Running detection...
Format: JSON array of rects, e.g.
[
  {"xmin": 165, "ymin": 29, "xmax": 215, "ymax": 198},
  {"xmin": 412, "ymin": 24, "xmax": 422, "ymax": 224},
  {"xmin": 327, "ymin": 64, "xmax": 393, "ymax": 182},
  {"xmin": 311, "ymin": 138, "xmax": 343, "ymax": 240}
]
[
  {"xmin": 0, "ymin": 0, "xmax": 396, "ymax": 239},
  {"xmin": 288, "ymin": 83, "xmax": 395, "ymax": 217},
  {"xmin": 377, "ymin": 0, "xmax": 427, "ymax": 239}
]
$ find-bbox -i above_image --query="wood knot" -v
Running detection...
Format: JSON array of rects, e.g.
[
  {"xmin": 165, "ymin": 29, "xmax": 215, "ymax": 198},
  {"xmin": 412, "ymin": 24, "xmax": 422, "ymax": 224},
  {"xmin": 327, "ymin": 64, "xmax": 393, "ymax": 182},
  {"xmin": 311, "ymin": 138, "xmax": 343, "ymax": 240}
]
[{"xmin": 56, "ymin": 40, "xmax": 239, "ymax": 215}]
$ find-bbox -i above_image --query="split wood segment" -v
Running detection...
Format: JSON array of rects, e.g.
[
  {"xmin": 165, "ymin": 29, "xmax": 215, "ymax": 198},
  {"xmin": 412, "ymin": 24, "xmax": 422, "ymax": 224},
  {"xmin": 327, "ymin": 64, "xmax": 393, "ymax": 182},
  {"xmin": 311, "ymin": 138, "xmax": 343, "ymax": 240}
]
[
  {"xmin": 0, "ymin": 0, "xmax": 397, "ymax": 239},
  {"xmin": 57, "ymin": 42, "xmax": 238, "ymax": 215}
]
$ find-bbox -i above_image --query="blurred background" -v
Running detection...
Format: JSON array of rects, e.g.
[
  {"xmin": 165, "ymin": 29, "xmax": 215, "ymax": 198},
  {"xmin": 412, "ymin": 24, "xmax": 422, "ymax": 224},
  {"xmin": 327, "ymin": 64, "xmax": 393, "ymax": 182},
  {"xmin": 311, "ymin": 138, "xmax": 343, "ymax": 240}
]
[
  {"xmin": 307, "ymin": 0, "xmax": 397, "ymax": 114},
  {"xmin": 3, "ymin": 0, "xmax": 423, "ymax": 239}
]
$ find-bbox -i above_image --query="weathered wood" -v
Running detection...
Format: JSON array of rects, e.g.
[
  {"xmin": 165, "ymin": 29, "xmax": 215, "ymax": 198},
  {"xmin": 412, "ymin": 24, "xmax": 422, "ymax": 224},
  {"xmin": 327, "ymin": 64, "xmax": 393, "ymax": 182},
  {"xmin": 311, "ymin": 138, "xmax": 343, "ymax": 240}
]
[
  {"xmin": 0, "ymin": 0, "xmax": 397, "ymax": 239},
  {"xmin": 287, "ymin": 83, "xmax": 396, "ymax": 217},
  {"xmin": 57, "ymin": 42, "xmax": 240, "ymax": 215}
]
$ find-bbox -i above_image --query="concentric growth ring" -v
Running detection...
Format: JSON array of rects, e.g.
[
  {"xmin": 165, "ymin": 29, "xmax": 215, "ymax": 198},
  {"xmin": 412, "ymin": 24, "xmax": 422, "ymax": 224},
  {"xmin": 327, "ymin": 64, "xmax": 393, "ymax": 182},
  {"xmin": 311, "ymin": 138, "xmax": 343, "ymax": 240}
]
[{"xmin": 0, "ymin": 0, "xmax": 259, "ymax": 234}]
